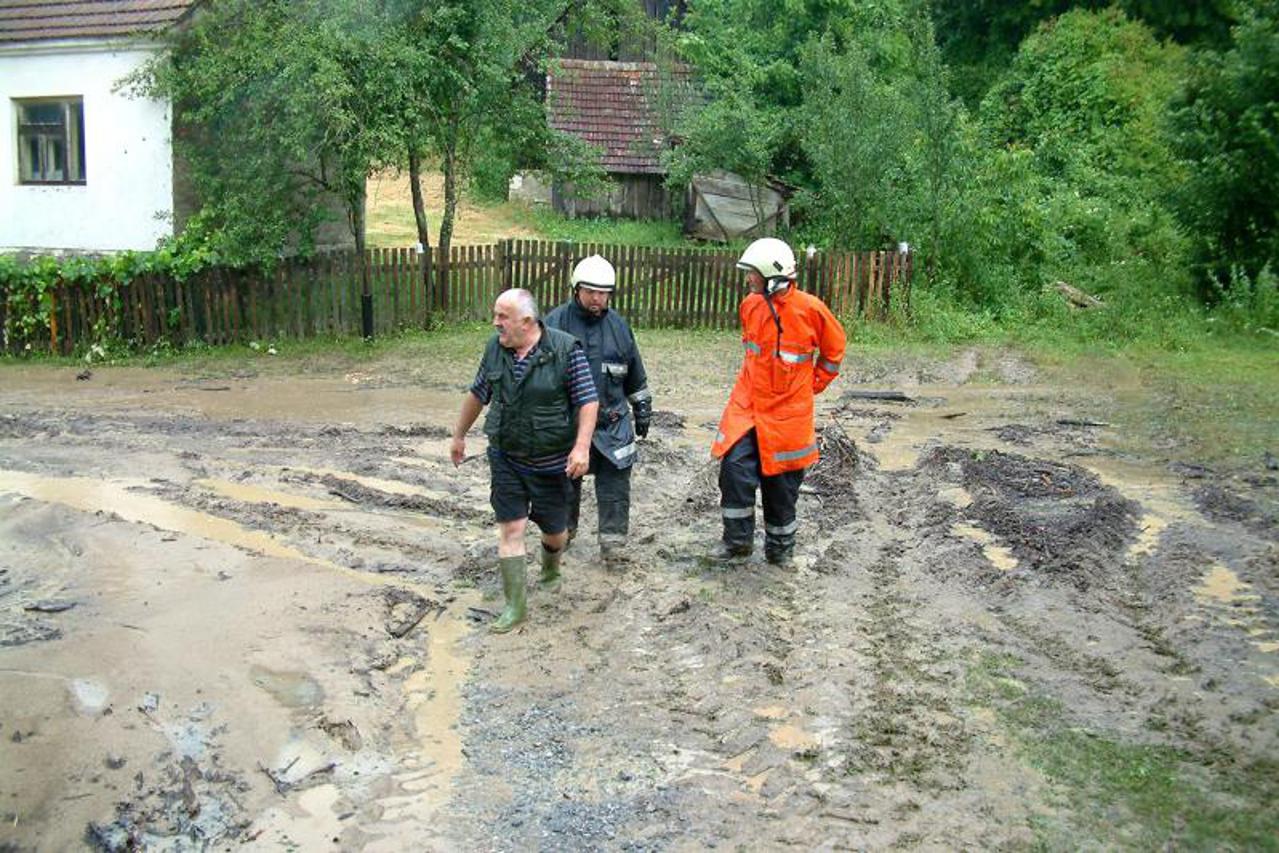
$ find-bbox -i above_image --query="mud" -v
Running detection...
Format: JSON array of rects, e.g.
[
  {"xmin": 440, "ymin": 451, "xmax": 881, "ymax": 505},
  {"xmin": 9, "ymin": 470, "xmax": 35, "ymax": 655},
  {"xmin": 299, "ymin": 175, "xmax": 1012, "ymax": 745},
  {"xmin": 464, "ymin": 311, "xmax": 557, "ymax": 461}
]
[{"xmin": 1, "ymin": 341, "xmax": 1275, "ymax": 850}]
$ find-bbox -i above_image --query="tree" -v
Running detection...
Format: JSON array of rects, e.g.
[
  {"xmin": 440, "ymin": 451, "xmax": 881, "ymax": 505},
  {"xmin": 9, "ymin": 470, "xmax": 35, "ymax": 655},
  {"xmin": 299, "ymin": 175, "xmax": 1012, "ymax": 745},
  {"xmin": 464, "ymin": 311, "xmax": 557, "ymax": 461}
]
[
  {"xmin": 133, "ymin": 0, "xmax": 407, "ymax": 334},
  {"xmin": 976, "ymin": 8, "xmax": 1190, "ymax": 300},
  {"xmin": 141, "ymin": 0, "xmax": 627, "ymax": 319},
  {"xmin": 1170, "ymin": 6, "xmax": 1279, "ymax": 301},
  {"xmin": 937, "ymin": 0, "xmax": 1238, "ymax": 104}
]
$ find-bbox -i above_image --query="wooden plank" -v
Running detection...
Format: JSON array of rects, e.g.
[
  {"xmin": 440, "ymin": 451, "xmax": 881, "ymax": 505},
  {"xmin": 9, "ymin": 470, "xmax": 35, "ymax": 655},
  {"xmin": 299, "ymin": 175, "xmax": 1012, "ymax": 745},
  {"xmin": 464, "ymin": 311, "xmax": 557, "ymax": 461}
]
[
  {"xmin": 465, "ymin": 244, "xmax": 476, "ymax": 319},
  {"xmin": 324, "ymin": 253, "xmax": 337, "ymax": 335},
  {"xmin": 700, "ymin": 250, "xmax": 714, "ymax": 330},
  {"xmin": 205, "ymin": 270, "xmax": 220, "ymax": 344},
  {"xmin": 883, "ymin": 251, "xmax": 895, "ymax": 316},
  {"xmin": 305, "ymin": 256, "xmax": 317, "ymax": 338},
  {"xmin": 396, "ymin": 246, "xmax": 405, "ymax": 331}
]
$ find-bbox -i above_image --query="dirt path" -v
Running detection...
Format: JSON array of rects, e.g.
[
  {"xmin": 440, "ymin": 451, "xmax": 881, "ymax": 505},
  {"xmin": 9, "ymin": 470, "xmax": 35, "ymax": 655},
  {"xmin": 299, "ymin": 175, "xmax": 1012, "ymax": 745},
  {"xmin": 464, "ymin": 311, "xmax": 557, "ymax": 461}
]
[{"xmin": 1, "ymin": 338, "xmax": 1275, "ymax": 850}]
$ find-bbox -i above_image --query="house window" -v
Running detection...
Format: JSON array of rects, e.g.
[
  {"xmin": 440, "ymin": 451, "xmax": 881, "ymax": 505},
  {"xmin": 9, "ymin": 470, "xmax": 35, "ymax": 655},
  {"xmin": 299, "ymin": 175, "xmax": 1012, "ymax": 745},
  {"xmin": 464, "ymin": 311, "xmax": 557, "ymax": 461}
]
[{"xmin": 16, "ymin": 97, "xmax": 86, "ymax": 184}]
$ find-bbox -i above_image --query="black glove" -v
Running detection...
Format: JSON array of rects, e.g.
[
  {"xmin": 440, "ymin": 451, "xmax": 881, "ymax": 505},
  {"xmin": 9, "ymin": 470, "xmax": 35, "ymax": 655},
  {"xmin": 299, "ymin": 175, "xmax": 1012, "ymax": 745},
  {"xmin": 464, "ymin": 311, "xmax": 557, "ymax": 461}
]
[{"xmin": 633, "ymin": 397, "xmax": 652, "ymax": 438}]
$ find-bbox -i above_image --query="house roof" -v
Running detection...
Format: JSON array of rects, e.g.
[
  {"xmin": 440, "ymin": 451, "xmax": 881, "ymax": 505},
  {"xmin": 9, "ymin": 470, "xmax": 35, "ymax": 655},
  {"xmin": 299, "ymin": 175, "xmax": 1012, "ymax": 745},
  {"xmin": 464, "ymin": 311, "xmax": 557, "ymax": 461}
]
[
  {"xmin": 547, "ymin": 58, "xmax": 698, "ymax": 176},
  {"xmin": 0, "ymin": 0, "xmax": 196, "ymax": 44}
]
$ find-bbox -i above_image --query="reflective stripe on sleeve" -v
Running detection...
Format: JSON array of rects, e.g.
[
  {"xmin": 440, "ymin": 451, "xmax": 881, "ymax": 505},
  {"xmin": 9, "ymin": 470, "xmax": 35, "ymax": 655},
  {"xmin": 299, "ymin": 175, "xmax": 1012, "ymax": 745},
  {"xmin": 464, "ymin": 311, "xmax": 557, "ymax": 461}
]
[
  {"xmin": 818, "ymin": 358, "xmax": 841, "ymax": 374},
  {"xmin": 613, "ymin": 443, "xmax": 637, "ymax": 461},
  {"xmin": 765, "ymin": 519, "xmax": 799, "ymax": 536},
  {"xmin": 743, "ymin": 340, "xmax": 762, "ymax": 355},
  {"xmin": 773, "ymin": 443, "xmax": 817, "ymax": 462},
  {"xmin": 721, "ymin": 506, "xmax": 754, "ymax": 519},
  {"xmin": 627, "ymin": 387, "xmax": 652, "ymax": 403},
  {"xmin": 716, "ymin": 430, "xmax": 726, "ymax": 444},
  {"xmin": 603, "ymin": 362, "xmax": 629, "ymax": 378},
  {"xmin": 778, "ymin": 350, "xmax": 814, "ymax": 364}
]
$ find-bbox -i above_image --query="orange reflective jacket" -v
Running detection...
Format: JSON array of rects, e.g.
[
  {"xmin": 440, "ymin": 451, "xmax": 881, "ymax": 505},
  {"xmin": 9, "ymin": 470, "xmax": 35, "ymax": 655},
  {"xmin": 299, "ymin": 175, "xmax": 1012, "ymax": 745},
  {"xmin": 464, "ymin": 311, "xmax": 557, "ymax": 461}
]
[{"xmin": 711, "ymin": 286, "xmax": 846, "ymax": 476}]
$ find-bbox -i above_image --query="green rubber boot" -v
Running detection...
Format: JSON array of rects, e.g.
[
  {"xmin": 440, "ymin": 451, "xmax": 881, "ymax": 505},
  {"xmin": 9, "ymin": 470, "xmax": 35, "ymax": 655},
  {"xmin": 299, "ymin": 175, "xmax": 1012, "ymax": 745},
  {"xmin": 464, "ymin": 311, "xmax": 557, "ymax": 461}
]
[
  {"xmin": 539, "ymin": 544, "xmax": 563, "ymax": 593},
  {"xmin": 491, "ymin": 556, "xmax": 527, "ymax": 633}
]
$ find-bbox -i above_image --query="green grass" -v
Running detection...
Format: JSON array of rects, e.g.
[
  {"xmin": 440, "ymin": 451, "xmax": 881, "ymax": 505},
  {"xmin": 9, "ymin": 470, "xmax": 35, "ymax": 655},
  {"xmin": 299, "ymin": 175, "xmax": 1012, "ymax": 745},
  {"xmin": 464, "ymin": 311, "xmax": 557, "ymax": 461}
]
[
  {"xmin": 506, "ymin": 207, "xmax": 691, "ymax": 248},
  {"xmin": 1034, "ymin": 341, "xmax": 1279, "ymax": 467},
  {"xmin": 365, "ymin": 169, "xmax": 699, "ymax": 249},
  {"xmin": 966, "ymin": 654, "xmax": 1279, "ymax": 851}
]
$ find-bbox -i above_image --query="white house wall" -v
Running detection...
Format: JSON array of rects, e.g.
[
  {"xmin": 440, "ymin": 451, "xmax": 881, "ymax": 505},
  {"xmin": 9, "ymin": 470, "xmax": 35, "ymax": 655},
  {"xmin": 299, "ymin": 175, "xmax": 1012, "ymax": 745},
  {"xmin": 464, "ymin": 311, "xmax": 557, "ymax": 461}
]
[{"xmin": 0, "ymin": 42, "xmax": 173, "ymax": 253}]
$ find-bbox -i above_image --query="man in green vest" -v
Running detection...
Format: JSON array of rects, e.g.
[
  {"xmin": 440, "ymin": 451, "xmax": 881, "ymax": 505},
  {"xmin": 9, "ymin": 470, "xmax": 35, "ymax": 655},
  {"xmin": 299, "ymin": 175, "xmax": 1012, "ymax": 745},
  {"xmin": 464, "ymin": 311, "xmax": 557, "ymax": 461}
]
[{"xmin": 450, "ymin": 288, "xmax": 599, "ymax": 632}]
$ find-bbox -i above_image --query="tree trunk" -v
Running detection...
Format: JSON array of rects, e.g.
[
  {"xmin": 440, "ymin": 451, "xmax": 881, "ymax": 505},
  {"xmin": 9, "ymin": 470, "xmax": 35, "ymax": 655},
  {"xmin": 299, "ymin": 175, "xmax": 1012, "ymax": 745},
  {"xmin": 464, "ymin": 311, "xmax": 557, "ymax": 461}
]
[
  {"xmin": 346, "ymin": 183, "xmax": 374, "ymax": 339},
  {"xmin": 408, "ymin": 148, "xmax": 434, "ymax": 322},
  {"xmin": 438, "ymin": 119, "xmax": 459, "ymax": 314}
]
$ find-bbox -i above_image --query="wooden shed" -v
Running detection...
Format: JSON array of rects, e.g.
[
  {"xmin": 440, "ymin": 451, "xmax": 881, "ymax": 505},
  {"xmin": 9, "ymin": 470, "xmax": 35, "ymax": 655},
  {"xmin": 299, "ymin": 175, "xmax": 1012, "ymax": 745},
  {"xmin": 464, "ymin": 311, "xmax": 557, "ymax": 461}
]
[
  {"xmin": 684, "ymin": 170, "xmax": 790, "ymax": 242},
  {"xmin": 546, "ymin": 58, "xmax": 696, "ymax": 220}
]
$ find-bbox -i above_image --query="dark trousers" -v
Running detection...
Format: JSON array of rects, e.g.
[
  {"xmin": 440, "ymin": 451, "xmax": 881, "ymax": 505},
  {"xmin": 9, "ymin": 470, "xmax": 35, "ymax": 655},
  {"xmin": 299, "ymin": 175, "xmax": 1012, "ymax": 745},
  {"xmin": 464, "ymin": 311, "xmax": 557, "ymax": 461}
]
[
  {"xmin": 568, "ymin": 446, "xmax": 632, "ymax": 546},
  {"xmin": 719, "ymin": 430, "xmax": 804, "ymax": 556}
]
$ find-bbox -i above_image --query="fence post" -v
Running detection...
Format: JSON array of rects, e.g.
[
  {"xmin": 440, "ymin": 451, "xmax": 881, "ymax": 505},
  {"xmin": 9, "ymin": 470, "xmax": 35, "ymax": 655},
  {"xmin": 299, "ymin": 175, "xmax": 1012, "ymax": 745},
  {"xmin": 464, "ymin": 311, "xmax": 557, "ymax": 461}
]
[
  {"xmin": 496, "ymin": 239, "xmax": 508, "ymax": 293},
  {"xmin": 49, "ymin": 287, "xmax": 59, "ymax": 354}
]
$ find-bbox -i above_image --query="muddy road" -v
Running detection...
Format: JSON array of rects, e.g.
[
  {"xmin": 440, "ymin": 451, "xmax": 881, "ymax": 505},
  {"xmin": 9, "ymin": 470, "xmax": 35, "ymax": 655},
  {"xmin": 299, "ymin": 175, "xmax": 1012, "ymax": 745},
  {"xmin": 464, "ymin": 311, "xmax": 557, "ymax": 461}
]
[{"xmin": 1, "ymin": 334, "xmax": 1275, "ymax": 850}]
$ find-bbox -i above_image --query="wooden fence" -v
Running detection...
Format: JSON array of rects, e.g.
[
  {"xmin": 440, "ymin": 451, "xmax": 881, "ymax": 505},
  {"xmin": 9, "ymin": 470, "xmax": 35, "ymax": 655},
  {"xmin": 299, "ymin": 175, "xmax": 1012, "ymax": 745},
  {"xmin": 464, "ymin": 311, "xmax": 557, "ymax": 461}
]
[{"xmin": 2, "ymin": 239, "xmax": 912, "ymax": 355}]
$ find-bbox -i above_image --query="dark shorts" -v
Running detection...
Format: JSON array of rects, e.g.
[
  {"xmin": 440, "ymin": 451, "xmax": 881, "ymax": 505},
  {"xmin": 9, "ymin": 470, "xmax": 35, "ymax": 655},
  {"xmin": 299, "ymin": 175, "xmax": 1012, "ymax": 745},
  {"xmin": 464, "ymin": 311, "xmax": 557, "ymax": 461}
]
[{"xmin": 488, "ymin": 450, "xmax": 572, "ymax": 534}]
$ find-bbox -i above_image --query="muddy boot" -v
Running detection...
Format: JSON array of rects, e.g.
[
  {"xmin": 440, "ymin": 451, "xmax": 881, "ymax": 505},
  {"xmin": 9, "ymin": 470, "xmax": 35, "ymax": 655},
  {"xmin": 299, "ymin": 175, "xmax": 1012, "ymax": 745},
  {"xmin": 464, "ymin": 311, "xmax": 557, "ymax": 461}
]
[
  {"xmin": 764, "ymin": 529, "xmax": 796, "ymax": 567},
  {"xmin": 599, "ymin": 535, "xmax": 629, "ymax": 570},
  {"xmin": 491, "ymin": 556, "xmax": 527, "ymax": 633},
  {"xmin": 709, "ymin": 540, "xmax": 753, "ymax": 562},
  {"xmin": 764, "ymin": 542, "xmax": 795, "ymax": 567},
  {"xmin": 538, "ymin": 544, "xmax": 563, "ymax": 593}
]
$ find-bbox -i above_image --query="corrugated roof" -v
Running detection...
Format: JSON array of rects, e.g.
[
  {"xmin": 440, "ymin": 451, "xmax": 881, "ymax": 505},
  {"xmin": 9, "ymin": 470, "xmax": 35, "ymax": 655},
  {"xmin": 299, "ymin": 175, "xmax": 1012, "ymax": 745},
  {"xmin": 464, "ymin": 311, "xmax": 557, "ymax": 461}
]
[
  {"xmin": 547, "ymin": 58, "xmax": 698, "ymax": 176},
  {"xmin": 0, "ymin": 0, "xmax": 196, "ymax": 44}
]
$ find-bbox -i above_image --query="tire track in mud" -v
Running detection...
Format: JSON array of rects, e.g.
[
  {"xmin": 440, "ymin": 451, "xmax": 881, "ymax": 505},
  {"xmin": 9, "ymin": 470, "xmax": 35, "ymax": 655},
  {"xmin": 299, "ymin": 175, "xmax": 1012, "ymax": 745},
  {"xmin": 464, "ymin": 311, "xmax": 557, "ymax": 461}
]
[
  {"xmin": 4, "ymin": 373, "xmax": 1276, "ymax": 848},
  {"xmin": 442, "ymin": 420, "xmax": 1050, "ymax": 849}
]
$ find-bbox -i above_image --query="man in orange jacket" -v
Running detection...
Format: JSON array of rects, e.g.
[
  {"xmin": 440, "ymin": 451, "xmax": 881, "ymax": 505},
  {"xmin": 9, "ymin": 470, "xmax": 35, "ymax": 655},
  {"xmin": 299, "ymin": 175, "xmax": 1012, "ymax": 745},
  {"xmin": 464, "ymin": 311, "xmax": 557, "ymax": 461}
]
[{"xmin": 711, "ymin": 238, "xmax": 846, "ymax": 565}]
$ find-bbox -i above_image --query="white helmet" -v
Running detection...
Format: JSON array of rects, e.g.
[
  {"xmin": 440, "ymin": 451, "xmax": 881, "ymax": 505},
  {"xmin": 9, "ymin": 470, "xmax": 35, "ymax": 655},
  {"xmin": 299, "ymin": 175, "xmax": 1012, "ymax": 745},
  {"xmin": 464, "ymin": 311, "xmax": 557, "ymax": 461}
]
[
  {"xmin": 570, "ymin": 254, "xmax": 616, "ymax": 292},
  {"xmin": 736, "ymin": 238, "xmax": 796, "ymax": 293}
]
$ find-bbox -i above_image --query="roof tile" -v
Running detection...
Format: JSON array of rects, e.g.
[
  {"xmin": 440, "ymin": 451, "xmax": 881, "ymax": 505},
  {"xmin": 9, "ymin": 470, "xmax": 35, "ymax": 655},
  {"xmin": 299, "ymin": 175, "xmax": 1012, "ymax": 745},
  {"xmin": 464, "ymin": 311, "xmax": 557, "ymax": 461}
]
[
  {"xmin": 547, "ymin": 58, "xmax": 699, "ymax": 176},
  {"xmin": 0, "ymin": 0, "xmax": 196, "ymax": 43}
]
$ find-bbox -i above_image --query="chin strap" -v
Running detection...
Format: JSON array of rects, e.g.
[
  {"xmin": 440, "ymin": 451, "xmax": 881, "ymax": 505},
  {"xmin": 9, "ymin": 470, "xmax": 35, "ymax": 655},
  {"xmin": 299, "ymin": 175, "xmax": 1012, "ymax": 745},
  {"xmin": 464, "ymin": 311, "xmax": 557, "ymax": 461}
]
[{"xmin": 764, "ymin": 288, "xmax": 784, "ymax": 358}]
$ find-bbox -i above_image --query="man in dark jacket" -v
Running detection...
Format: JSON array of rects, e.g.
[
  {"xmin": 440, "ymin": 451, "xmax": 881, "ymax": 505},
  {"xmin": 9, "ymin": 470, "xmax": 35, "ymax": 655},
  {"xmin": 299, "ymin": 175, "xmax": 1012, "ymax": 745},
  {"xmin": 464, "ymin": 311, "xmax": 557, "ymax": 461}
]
[
  {"xmin": 451, "ymin": 288, "xmax": 599, "ymax": 632},
  {"xmin": 545, "ymin": 255, "xmax": 652, "ymax": 565}
]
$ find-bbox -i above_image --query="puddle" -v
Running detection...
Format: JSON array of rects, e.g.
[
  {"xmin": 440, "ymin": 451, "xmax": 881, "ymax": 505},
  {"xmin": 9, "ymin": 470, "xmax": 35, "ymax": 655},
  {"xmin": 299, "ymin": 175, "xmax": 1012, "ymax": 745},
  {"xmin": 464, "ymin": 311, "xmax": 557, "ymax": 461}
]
[
  {"xmin": 362, "ymin": 592, "xmax": 479, "ymax": 842},
  {"xmin": 402, "ymin": 595, "xmax": 476, "ymax": 783},
  {"xmin": 0, "ymin": 469, "xmax": 436, "ymax": 594},
  {"xmin": 768, "ymin": 723, "xmax": 820, "ymax": 753},
  {"xmin": 723, "ymin": 748, "xmax": 755, "ymax": 773},
  {"xmin": 1128, "ymin": 513, "xmax": 1169, "ymax": 560},
  {"xmin": 275, "ymin": 465, "xmax": 452, "ymax": 500},
  {"xmin": 250, "ymin": 666, "xmax": 325, "ymax": 709},
  {"xmin": 196, "ymin": 478, "xmax": 347, "ymax": 512},
  {"xmin": 0, "ymin": 470, "xmax": 311, "ymax": 562},
  {"xmin": 951, "ymin": 522, "xmax": 1019, "ymax": 571},
  {"xmin": 1194, "ymin": 563, "xmax": 1260, "ymax": 605},
  {"xmin": 848, "ymin": 385, "xmax": 1052, "ymax": 471},
  {"xmin": 1085, "ymin": 458, "xmax": 1202, "ymax": 563},
  {"xmin": 752, "ymin": 705, "xmax": 789, "ymax": 721}
]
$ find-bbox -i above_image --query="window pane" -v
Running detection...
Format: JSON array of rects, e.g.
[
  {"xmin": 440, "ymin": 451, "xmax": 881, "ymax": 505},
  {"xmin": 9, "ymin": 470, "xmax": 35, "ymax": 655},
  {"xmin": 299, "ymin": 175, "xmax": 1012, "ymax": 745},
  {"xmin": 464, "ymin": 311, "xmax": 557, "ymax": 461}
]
[
  {"xmin": 14, "ymin": 97, "xmax": 85, "ymax": 183},
  {"xmin": 20, "ymin": 102, "xmax": 63, "ymax": 125},
  {"xmin": 67, "ymin": 101, "xmax": 85, "ymax": 181}
]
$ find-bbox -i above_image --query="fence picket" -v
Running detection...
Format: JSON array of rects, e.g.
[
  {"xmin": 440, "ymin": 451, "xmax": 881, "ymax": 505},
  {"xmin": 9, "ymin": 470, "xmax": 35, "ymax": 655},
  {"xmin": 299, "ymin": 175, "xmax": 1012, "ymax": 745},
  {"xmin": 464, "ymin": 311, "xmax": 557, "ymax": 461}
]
[{"xmin": 7, "ymin": 243, "xmax": 908, "ymax": 353}]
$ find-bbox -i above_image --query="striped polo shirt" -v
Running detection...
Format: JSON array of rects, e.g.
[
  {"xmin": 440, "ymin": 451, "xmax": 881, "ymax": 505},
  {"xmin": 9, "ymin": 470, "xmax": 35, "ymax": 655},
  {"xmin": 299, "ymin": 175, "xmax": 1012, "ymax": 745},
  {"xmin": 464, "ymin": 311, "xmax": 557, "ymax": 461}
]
[{"xmin": 470, "ymin": 338, "xmax": 598, "ymax": 474}]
